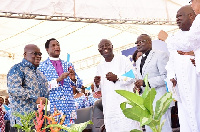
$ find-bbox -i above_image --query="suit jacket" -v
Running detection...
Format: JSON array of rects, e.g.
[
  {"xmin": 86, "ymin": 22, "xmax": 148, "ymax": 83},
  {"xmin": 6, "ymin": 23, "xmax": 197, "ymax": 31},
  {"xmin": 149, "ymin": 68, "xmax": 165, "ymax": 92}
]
[
  {"xmin": 136, "ymin": 50, "xmax": 168, "ymax": 106},
  {"xmin": 38, "ymin": 57, "xmax": 82, "ymax": 125}
]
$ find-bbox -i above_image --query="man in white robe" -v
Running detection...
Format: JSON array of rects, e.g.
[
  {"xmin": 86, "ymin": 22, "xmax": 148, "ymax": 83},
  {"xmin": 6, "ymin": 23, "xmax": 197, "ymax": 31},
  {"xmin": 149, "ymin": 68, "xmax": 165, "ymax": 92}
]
[
  {"xmin": 94, "ymin": 39, "xmax": 140, "ymax": 132},
  {"xmin": 166, "ymin": 5, "xmax": 200, "ymax": 132}
]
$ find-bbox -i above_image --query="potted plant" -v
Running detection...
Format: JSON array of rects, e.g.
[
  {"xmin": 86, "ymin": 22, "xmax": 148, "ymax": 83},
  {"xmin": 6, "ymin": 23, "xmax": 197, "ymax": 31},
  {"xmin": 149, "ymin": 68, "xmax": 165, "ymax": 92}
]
[{"xmin": 115, "ymin": 75, "xmax": 174, "ymax": 132}]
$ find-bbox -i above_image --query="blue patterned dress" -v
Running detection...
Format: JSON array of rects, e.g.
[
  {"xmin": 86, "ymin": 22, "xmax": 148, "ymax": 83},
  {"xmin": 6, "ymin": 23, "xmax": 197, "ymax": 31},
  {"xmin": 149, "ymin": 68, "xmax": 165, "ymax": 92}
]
[
  {"xmin": 7, "ymin": 59, "xmax": 49, "ymax": 127},
  {"xmin": 87, "ymin": 93, "xmax": 100, "ymax": 106},
  {"xmin": 74, "ymin": 94, "xmax": 89, "ymax": 109},
  {"xmin": 38, "ymin": 58, "xmax": 82, "ymax": 126}
]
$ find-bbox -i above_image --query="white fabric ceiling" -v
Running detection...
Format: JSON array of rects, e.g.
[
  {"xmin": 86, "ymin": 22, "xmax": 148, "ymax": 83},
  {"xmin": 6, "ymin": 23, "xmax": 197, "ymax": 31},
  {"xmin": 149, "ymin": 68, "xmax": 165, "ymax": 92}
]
[{"xmin": 0, "ymin": 0, "xmax": 189, "ymax": 86}]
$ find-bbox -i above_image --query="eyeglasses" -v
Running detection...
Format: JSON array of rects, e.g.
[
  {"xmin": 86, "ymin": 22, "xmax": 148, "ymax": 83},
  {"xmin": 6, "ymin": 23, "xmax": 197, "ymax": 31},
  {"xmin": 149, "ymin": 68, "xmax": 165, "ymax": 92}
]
[
  {"xmin": 189, "ymin": 0, "xmax": 193, "ymax": 3},
  {"xmin": 26, "ymin": 52, "xmax": 42, "ymax": 56},
  {"xmin": 135, "ymin": 40, "xmax": 148, "ymax": 44}
]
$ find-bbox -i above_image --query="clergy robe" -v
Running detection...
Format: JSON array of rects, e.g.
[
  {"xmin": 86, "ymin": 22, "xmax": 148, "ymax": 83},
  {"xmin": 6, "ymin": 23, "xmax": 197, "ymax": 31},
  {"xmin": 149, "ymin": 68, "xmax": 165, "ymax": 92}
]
[
  {"xmin": 174, "ymin": 14, "xmax": 200, "ymax": 75},
  {"xmin": 94, "ymin": 54, "xmax": 141, "ymax": 132},
  {"xmin": 38, "ymin": 58, "xmax": 82, "ymax": 126},
  {"xmin": 166, "ymin": 30, "xmax": 200, "ymax": 132}
]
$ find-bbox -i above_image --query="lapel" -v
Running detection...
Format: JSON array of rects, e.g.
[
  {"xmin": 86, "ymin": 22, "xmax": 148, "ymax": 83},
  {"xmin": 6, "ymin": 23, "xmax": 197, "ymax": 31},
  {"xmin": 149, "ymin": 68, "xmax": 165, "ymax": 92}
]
[
  {"xmin": 136, "ymin": 56, "xmax": 142, "ymax": 79},
  {"xmin": 142, "ymin": 50, "xmax": 155, "ymax": 77},
  {"xmin": 61, "ymin": 60, "xmax": 67, "ymax": 72},
  {"xmin": 46, "ymin": 58, "xmax": 59, "ymax": 78}
]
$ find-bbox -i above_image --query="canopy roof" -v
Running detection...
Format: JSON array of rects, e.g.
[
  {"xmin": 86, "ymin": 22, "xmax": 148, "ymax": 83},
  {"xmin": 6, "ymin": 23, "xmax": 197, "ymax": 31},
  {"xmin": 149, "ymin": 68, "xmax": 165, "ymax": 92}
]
[{"xmin": 0, "ymin": 0, "xmax": 189, "ymax": 86}]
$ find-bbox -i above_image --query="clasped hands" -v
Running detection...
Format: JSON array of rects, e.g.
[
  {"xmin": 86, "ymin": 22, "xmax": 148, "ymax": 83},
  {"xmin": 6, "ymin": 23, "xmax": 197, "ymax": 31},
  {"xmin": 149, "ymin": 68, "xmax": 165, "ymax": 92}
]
[
  {"xmin": 94, "ymin": 72, "xmax": 118, "ymax": 86},
  {"xmin": 57, "ymin": 69, "xmax": 76, "ymax": 82}
]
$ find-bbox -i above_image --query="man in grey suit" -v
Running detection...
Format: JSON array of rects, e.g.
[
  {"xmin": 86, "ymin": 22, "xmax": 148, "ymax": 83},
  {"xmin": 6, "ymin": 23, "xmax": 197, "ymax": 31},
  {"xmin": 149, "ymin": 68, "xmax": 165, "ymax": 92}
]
[{"xmin": 134, "ymin": 34, "xmax": 172, "ymax": 132}]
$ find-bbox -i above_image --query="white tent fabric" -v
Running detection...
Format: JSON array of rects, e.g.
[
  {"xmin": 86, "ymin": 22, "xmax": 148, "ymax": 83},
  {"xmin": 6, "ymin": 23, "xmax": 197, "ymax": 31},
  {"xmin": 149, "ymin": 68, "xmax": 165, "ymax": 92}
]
[
  {"xmin": 0, "ymin": 0, "xmax": 189, "ymax": 20},
  {"xmin": 0, "ymin": 0, "xmax": 189, "ymax": 87}
]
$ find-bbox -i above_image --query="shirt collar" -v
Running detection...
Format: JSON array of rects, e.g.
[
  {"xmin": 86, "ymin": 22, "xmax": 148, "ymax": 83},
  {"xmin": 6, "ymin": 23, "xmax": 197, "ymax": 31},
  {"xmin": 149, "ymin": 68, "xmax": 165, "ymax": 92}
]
[
  {"xmin": 49, "ymin": 57, "xmax": 60, "ymax": 61},
  {"xmin": 142, "ymin": 50, "xmax": 151, "ymax": 57},
  {"xmin": 22, "ymin": 58, "xmax": 37, "ymax": 70}
]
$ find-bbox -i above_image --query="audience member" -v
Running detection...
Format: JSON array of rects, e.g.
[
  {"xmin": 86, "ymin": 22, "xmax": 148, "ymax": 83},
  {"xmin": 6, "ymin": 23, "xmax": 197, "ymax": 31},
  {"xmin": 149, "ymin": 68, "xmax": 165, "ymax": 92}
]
[
  {"xmin": 3, "ymin": 96, "xmax": 10, "ymax": 132},
  {"xmin": 94, "ymin": 39, "xmax": 140, "ymax": 131},
  {"xmin": 0, "ymin": 97, "xmax": 4, "ymax": 106},
  {"xmin": 38, "ymin": 38, "xmax": 82, "ymax": 126},
  {"xmin": 87, "ymin": 84, "xmax": 101, "ymax": 106},
  {"xmin": 7, "ymin": 44, "xmax": 49, "ymax": 132},
  {"xmin": 73, "ymin": 87, "xmax": 88, "ymax": 109},
  {"xmin": 0, "ymin": 97, "xmax": 5, "ymax": 132},
  {"xmin": 166, "ymin": 5, "xmax": 200, "ymax": 132},
  {"xmin": 0, "ymin": 102, "xmax": 5, "ymax": 132},
  {"xmin": 134, "ymin": 34, "xmax": 172, "ymax": 132}
]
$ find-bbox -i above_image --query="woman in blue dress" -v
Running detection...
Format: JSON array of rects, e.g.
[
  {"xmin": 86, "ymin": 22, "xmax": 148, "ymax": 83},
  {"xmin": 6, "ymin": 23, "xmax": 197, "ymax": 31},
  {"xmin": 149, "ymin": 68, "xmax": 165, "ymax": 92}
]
[{"xmin": 73, "ymin": 87, "xmax": 89, "ymax": 109}]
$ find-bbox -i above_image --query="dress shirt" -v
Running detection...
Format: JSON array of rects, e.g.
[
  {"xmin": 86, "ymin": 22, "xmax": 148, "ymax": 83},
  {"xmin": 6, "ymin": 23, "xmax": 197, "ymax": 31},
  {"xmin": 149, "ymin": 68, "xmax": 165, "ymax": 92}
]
[
  {"xmin": 7, "ymin": 58, "xmax": 49, "ymax": 127},
  {"xmin": 50, "ymin": 59, "xmax": 64, "ymax": 85},
  {"xmin": 140, "ymin": 50, "xmax": 151, "ymax": 74}
]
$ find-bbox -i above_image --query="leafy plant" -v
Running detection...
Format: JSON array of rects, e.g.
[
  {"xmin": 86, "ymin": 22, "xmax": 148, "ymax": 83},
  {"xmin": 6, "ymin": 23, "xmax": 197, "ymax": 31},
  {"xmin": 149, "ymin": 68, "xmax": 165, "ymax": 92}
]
[
  {"xmin": 13, "ymin": 111, "xmax": 36, "ymax": 132},
  {"xmin": 44, "ymin": 120, "xmax": 93, "ymax": 132},
  {"xmin": 115, "ymin": 75, "xmax": 174, "ymax": 132}
]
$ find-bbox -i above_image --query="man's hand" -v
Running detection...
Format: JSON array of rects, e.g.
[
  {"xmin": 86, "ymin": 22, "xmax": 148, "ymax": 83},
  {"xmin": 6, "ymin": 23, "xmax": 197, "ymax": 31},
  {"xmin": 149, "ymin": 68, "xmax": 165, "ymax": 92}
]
[
  {"xmin": 57, "ymin": 72, "xmax": 70, "ymax": 82},
  {"xmin": 94, "ymin": 76, "xmax": 101, "ymax": 87},
  {"xmin": 190, "ymin": 58, "xmax": 196, "ymax": 66},
  {"xmin": 170, "ymin": 78, "xmax": 177, "ymax": 87},
  {"xmin": 106, "ymin": 72, "xmax": 118, "ymax": 82},
  {"xmin": 177, "ymin": 50, "xmax": 194, "ymax": 56},
  {"xmin": 133, "ymin": 86, "xmax": 141, "ymax": 93},
  {"xmin": 69, "ymin": 69, "xmax": 76, "ymax": 81},
  {"xmin": 134, "ymin": 80, "xmax": 144, "ymax": 88},
  {"xmin": 36, "ymin": 97, "xmax": 47, "ymax": 104}
]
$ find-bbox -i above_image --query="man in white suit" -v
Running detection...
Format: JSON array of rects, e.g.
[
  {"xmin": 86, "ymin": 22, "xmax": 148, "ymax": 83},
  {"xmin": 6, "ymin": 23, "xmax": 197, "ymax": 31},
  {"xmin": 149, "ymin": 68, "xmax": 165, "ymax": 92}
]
[{"xmin": 134, "ymin": 34, "xmax": 172, "ymax": 132}]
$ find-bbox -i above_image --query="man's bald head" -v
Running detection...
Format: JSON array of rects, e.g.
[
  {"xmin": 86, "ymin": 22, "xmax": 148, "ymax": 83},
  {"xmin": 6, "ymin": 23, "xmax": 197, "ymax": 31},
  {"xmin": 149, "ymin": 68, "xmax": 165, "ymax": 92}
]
[
  {"xmin": 24, "ymin": 44, "xmax": 42, "ymax": 67},
  {"xmin": 24, "ymin": 44, "xmax": 37, "ymax": 53},
  {"xmin": 176, "ymin": 5, "xmax": 196, "ymax": 31},
  {"xmin": 98, "ymin": 39, "xmax": 114, "ymax": 62}
]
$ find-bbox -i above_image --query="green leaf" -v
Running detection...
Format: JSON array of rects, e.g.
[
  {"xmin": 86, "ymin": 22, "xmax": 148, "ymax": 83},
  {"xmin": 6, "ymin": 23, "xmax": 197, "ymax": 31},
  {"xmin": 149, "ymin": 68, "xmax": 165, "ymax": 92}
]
[
  {"xmin": 144, "ymin": 88, "xmax": 156, "ymax": 115},
  {"xmin": 120, "ymin": 102, "xmax": 126, "ymax": 110},
  {"xmin": 142, "ymin": 74, "xmax": 150, "ymax": 99},
  {"xmin": 44, "ymin": 120, "xmax": 93, "ymax": 132},
  {"xmin": 130, "ymin": 129, "xmax": 143, "ymax": 132},
  {"xmin": 158, "ymin": 119, "xmax": 166, "ymax": 132},
  {"xmin": 122, "ymin": 106, "xmax": 150, "ymax": 122},
  {"xmin": 116, "ymin": 90, "xmax": 145, "ymax": 110},
  {"xmin": 122, "ymin": 108, "xmax": 140, "ymax": 122},
  {"xmin": 147, "ymin": 119, "xmax": 159, "ymax": 128},
  {"xmin": 13, "ymin": 124, "xmax": 23, "ymax": 129},
  {"xmin": 140, "ymin": 117, "xmax": 152, "ymax": 126},
  {"xmin": 154, "ymin": 92, "xmax": 173, "ymax": 120}
]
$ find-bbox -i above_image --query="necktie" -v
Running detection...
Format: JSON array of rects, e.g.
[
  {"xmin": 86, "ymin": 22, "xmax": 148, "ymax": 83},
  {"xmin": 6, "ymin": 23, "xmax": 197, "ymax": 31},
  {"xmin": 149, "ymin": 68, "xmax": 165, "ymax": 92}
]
[{"xmin": 51, "ymin": 60, "xmax": 64, "ymax": 85}]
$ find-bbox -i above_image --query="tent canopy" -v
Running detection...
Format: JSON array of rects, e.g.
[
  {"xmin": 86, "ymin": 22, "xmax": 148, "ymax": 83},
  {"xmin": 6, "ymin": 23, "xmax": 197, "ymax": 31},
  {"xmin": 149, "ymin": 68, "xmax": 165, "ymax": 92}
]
[{"xmin": 0, "ymin": 0, "xmax": 189, "ymax": 85}]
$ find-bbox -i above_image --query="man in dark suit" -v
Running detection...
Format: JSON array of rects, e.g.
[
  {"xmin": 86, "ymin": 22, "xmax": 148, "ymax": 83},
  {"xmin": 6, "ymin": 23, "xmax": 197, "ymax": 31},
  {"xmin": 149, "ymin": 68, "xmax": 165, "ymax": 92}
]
[{"xmin": 134, "ymin": 34, "xmax": 172, "ymax": 132}]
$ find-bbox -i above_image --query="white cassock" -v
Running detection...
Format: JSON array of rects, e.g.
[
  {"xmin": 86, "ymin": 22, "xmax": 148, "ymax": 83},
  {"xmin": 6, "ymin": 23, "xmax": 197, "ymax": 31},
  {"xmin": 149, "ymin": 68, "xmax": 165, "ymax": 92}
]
[
  {"xmin": 94, "ymin": 54, "xmax": 141, "ymax": 132},
  {"xmin": 175, "ymin": 14, "xmax": 200, "ymax": 75},
  {"xmin": 166, "ymin": 29, "xmax": 200, "ymax": 132}
]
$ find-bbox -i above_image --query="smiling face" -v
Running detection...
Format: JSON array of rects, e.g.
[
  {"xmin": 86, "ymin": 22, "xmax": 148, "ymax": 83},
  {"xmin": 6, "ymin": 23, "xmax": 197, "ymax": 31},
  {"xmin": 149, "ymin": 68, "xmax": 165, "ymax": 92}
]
[
  {"xmin": 136, "ymin": 35, "xmax": 152, "ymax": 53},
  {"xmin": 24, "ymin": 44, "xmax": 42, "ymax": 67},
  {"xmin": 46, "ymin": 39, "xmax": 61, "ymax": 58},
  {"xmin": 98, "ymin": 39, "xmax": 114, "ymax": 60}
]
